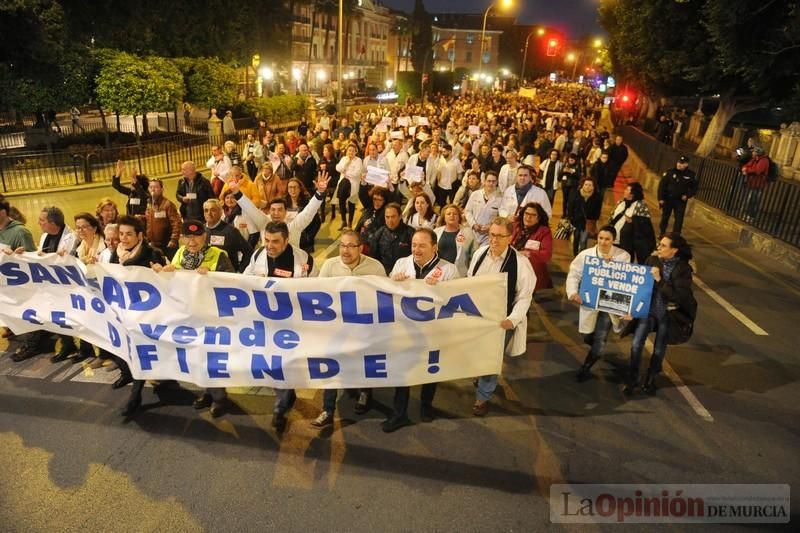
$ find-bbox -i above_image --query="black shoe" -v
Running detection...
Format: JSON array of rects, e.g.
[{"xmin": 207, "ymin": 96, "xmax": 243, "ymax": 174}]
[
  {"xmin": 50, "ymin": 347, "xmax": 75, "ymax": 363},
  {"xmin": 472, "ymin": 378, "xmax": 479, "ymax": 388},
  {"xmin": 121, "ymin": 396, "xmax": 141, "ymax": 417},
  {"xmin": 420, "ymin": 405, "xmax": 436, "ymax": 423},
  {"xmin": 381, "ymin": 416, "xmax": 411, "ymax": 433},
  {"xmin": 641, "ymin": 374, "xmax": 657, "ymax": 396},
  {"xmin": 193, "ymin": 393, "xmax": 212, "ymax": 410},
  {"xmin": 111, "ymin": 375, "xmax": 133, "ymax": 389},
  {"xmin": 71, "ymin": 348, "xmax": 93, "ymax": 364},
  {"xmin": 12, "ymin": 348, "xmax": 40, "ymax": 362},
  {"xmin": 272, "ymin": 412, "xmax": 287, "ymax": 432},
  {"xmin": 209, "ymin": 402, "xmax": 225, "ymax": 418},
  {"xmin": 575, "ymin": 364, "xmax": 593, "ymax": 382},
  {"xmin": 623, "ymin": 369, "xmax": 639, "ymax": 396},
  {"xmin": 353, "ymin": 392, "xmax": 370, "ymax": 415}
]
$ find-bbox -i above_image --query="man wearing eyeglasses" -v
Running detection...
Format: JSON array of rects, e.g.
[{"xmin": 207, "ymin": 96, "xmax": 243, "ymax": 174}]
[
  {"xmin": 310, "ymin": 230, "xmax": 387, "ymax": 428},
  {"xmin": 467, "ymin": 216, "xmax": 536, "ymax": 417}
]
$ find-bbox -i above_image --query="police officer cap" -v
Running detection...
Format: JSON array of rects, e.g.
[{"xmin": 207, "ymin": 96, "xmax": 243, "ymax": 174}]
[{"xmin": 678, "ymin": 155, "xmax": 690, "ymax": 164}]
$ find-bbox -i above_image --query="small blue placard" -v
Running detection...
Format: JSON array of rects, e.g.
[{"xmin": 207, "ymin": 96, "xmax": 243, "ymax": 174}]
[{"xmin": 578, "ymin": 257, "xmax": 654, "ymax": 318}]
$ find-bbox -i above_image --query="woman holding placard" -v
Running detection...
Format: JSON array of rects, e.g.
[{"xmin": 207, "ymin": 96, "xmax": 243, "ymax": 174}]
[{"xmin": 566, "ymin": 225, "xmax": 631, "ymax": 382}]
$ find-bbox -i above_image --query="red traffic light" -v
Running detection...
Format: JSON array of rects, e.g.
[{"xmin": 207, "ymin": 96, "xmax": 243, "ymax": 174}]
[{"xmin": 546, "ymin": 38, "xmax": 558, "ymax": 57}]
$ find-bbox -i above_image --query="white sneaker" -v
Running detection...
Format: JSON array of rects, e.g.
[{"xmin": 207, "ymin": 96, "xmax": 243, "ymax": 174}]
[{"xmin": 310, "ymin": 411, "xmax": 333, "ymax": 427}]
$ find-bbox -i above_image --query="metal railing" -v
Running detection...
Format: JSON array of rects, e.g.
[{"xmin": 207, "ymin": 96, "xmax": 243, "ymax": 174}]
[
  {"xmin": 619, "ymin": 125, "xmax": 800, "ymax": 248},
  {"xmin": 0, "ymin": 123, "xmax": 303, "ymax": 194}
]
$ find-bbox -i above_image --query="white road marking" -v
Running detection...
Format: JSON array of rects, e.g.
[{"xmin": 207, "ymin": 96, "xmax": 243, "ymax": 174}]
[
  {"xmin": 645, "ymin": 339, "xmax": 714, "ymax": 422},
  {"xmin": 693, "ymin": 275, "xmax": 769, "ymax": 336}
]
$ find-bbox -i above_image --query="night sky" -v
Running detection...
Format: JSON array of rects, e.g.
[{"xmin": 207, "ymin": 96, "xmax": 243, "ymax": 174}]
[{"xmin": 379, "ymin": 0, "xmax": 604, "ymax": 39}]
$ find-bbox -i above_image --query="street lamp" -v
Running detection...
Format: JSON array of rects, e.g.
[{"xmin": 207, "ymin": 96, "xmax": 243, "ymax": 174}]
[
  {"xmin": 566, "ymin": 52, "xmax": 579, "ymax": 81},
  {"xmin": 259, "ymin": 66, "xmax": 273, "ymax": 96},
  {"xmin": 593, "ymin": 38, "xmax": 603, "ymax": 48},
  {"xmin": 385, "ymin": 79, "xmax": 394, "ymax": 90},
  {"xmin": 520, "ymin": 27, "xmax": 543, "ymax": 81},
  {"xmin": 292, "ymin": 67, "xmax": 302, "ymax": 94},
  {"xmin": 479, "ymin": 0, "xmax": 513, "ymax": 81}
]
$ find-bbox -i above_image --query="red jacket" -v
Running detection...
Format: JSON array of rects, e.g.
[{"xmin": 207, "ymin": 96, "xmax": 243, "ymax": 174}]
[
  {"xmin": 512, "ymin": 222, "xmax": 553, "ymax": 292},
  {"xmin": 742, "ymin": 155, "xmax": 770, "ymax": 189}
]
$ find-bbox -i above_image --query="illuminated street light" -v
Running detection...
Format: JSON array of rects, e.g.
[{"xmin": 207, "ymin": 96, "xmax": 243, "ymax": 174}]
[
  {"xmin": 385, "ymin": 79, "xmax": 394, "ymax": 89},
  {"xmin": 292, "ymin": 68, "xmax": 302, "ymax": 81},
  {"xmin": 537, "ymin": 28, "xmax": 545, "ymax": 36},
  {"xmin": 259, "ymin": 66, "xmax": 273, "ymax": 80},
  {"xmin": 480, "ymin": 0, "xmax": 514, "ymax": 80},
  {"xmin": 566, "ymin": 53, "xmax": 576, "ymax": 62},
  {"xmin": 593, "ymin": 38, "xmax": 603, "ymax": 48},
  {"xmin": 317, "ymin": 70, "xmax": 327, "ymax": 81}
]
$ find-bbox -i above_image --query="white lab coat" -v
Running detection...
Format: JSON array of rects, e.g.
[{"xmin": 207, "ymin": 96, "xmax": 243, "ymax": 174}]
[{"xmin": 565, "ymin": 245, "xmax": 632, "ymax": 334}]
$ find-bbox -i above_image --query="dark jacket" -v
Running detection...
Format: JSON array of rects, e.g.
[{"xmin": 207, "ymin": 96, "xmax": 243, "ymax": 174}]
[
  {"xmin": 607, "ymin": 143, "xmax": 629, "ymax": 173},
  {"xmin": 645, "ymin": 255, "xmax": 696, "ymax": 321},
  {"xmin": 176, "ymin": 173, "xmax": 215, "ymax": 220},
  {"xmin": 207, "ymin": 220, "xmax": 254, "ymax": 273},
  {"xmin": 110, "ymin": 240, "xmax": 166, "ymax": 268},
  {"xmin": 567, "ymin": 190, "xmax": 602, "ymax": 231},
  {"xmin": 368, "ymin": 222, "xmax": 414, "ymax": 274},
  {"xmin": 293, "ymin": 154, "xmax": 318, "ymax": 192},
  {"xmin": 112, "ymin": 174, "xmax": 150, "ymax": 216},
  {"xmin": 590, "ymin": 160, "xmax": 617, "ymax": 190},
  {"xmin": 658, "ymin": 167, "xmax": 698, "ymax": 201}
]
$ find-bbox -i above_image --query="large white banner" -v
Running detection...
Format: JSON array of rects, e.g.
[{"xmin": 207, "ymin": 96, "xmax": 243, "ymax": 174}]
[{"xmin": 0, "ymin": 254, "xmax": 508, "ymax": 388}]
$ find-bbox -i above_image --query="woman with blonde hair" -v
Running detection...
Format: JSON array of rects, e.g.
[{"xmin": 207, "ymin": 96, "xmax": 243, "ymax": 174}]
[{"xmin": 95, "ymin": 197, "xmax": 119, "ymax": 229}]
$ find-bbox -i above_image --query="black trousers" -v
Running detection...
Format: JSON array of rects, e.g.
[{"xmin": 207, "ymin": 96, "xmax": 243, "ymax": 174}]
[
  {"xmin": 660, "ymin": 199, "xmax": 687, "ymax": 235},
  {"xmin": 391, "ymin": 383, "xmax": 437, "ymax": 419}
]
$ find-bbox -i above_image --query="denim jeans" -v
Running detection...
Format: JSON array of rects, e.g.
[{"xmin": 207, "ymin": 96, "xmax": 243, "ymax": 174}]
[
  {"xmin": 588, "ymin": 312, "xmax": 613, "ymax": 362},
  {"xmin": 629, "ymin": 315, "xmax": 670, "ymax": 377},
  {"xmin": 572, "ymin": 229, "xmax": 589, "ymax": 256},
  {"xmin": 274, "ymin": 389, "xmax": 296, "ymax": 415},
  {"xmin": 475, "ymin": 329, "xmax": 515, "ymax": 402},
  {"xmin": 322, "ymin": 389, "xmax": 338, "ymax": 414}
]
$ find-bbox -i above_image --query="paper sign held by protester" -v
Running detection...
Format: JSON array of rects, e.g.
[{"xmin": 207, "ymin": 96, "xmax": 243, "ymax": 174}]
[
  {"xmin": 365, "ymin": 166, "xmax": 390, "ymax": 187},
  {"xmin": 404, "ymin": 165, "xmax": 424, "ymax": 184},
  {"xmin": 397, "ymin": 116, "xmax": 410, "ymax": 127},
  {"xmin": 375, "ymin": 123, "xmax": 388, "ymax": 133},
  {"xmin": 390, "ymin": 130, "xmax": 404, "ymax": 140},
  {"xmin": 578, "ymin": 257, "xmax": 654, "ymax": 318},
  {"xmin": 417, "ymin": 117, "xmax": 430, "ymax": 126},
  {"xmin": 468, "ymin": 125, "xmax": 480, "ymax": 136}
]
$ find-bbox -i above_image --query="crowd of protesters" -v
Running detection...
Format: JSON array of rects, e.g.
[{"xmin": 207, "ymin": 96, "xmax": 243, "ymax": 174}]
[{"xmin": 0, "ymin": 82, "xmax": 696, "ymax": 431}]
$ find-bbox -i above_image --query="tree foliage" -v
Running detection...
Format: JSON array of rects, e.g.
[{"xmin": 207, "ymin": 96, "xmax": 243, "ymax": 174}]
[
  {"xmin": 600, "ymin": 0, "xmax": 800, "ymax": 155},
  {"xmin": 410, "ymin": 0, "xmax": 433, "ymax": 73},
  {"xmin": 240, "ymin": 95, "xmax": 308, "ymax": 125},
  {"xmin": 95, "ymin": 51, "xmax": 184, "ymax": 116},
  {"xmin": 174, "ymin": 57, "xmax": 239, "ymax": 109}
]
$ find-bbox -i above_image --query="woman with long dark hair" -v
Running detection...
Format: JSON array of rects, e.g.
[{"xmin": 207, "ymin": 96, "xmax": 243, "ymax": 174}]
[{"xmin": 511, "ymin": 202, "xmax": 553, "ymax": 292}]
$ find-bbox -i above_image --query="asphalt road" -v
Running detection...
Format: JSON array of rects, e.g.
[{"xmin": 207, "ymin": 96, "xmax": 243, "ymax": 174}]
[{"xmin": 1, "ymin": 180, "xmax": 798, "ymax": 532}]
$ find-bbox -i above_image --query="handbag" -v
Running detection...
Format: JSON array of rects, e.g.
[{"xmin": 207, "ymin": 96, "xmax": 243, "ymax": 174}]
[
  {"xmin": 553, "ymin": 218, "xmax": 575, "ymax": 240},
  {"xmin": 586, "ymin": 219, "xmax": 598, "ymax": 238}
]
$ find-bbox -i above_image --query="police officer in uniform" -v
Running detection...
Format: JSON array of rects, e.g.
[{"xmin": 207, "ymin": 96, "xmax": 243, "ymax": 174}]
[{"xmin": 657, "ymin": 155, "xmax": 697, "ymax": 235}]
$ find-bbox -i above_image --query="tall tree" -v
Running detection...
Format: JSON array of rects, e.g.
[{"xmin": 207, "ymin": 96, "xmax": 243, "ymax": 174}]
[
  {"xmin": 95, "ymin": 52, "xmax": 184, "ymax": 139},
  {"xmin": 600, "ymin": 0, "xmax": 800, "ymax": 157},
  {"xmin": 410, "ymin": 0, "xmax": 432, "ymax": 73}
]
